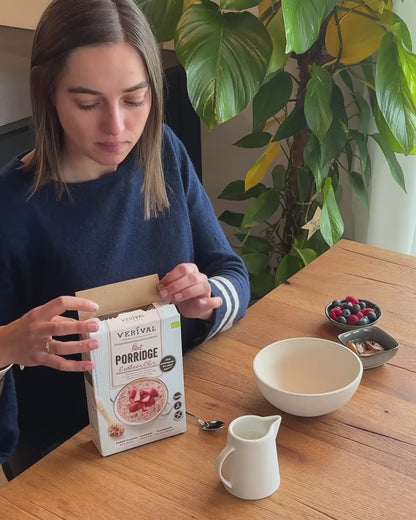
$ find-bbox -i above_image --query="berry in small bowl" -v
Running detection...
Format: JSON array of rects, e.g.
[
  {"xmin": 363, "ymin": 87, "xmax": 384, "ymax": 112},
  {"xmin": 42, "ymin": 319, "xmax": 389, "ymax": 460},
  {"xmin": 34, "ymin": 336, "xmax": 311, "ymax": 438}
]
[{"xmin": 325, "ymin": 296, "xmax": 382, "ymax": 331}]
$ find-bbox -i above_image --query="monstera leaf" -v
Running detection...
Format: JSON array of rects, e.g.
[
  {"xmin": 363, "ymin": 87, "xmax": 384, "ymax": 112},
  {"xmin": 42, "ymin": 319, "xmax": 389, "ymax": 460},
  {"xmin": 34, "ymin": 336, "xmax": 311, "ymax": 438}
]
[
  {"xmin": 174, "ymin": 1, "xmax": 272, "ymax": 128},
  {"xmin": 135, "ymin": 0, "xmax": 184, "ymax": 42}
]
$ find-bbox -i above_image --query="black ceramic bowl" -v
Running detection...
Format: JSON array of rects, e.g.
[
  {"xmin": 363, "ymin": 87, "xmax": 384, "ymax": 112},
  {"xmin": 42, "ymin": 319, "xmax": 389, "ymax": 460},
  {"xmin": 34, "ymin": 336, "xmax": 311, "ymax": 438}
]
[{"xmin": 325, "ymin": 298, "xmax": 382, "ymax": 331}]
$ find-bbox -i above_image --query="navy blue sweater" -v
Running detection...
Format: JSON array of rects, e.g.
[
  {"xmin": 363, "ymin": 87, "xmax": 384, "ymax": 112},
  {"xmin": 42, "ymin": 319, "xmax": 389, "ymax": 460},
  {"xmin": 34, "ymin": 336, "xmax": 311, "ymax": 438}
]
[
  {"xmin": 0, "ymin": 371, "xmax": 18, "ymax": 463},
  {"xmin": 0, "ymin": 125, "xmax": 249, "ymax": 458}
]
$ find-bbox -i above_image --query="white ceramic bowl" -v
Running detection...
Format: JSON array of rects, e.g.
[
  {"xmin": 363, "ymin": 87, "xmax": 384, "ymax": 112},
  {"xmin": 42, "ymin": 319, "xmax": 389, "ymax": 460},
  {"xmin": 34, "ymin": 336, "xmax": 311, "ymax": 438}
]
[{"xmin": 253, "ymin": 337, "xmax": 363, "ymax": 417}]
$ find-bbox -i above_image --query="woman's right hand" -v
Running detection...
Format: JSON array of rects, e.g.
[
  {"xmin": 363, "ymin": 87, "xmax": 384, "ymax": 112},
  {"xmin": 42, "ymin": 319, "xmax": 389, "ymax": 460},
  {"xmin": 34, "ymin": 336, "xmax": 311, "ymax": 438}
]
[{"xmin": 0, "ymin": 296, "xmax": 100, "ymax": 372}]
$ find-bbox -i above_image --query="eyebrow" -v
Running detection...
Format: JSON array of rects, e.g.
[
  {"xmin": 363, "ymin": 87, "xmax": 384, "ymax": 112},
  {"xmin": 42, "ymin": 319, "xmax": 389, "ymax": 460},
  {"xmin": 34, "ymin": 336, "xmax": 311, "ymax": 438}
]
[{"xmin": 67, "ymin": 80, "xmax": 150, "ymax": 95}]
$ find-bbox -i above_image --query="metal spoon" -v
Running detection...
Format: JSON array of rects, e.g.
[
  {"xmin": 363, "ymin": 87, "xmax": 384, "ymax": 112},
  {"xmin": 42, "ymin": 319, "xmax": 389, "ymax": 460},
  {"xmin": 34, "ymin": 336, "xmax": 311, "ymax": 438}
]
[{"xmin": 186, "ymin": 411, "xmax": 225, "ymax": 431}]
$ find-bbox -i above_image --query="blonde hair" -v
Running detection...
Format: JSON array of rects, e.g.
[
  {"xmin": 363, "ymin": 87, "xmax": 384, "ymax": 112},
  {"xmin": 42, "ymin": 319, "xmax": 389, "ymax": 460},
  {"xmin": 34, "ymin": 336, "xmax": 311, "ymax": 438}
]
[{"xmin": 26, "ymin": 0, "xmax": 169, "ymax": 218}]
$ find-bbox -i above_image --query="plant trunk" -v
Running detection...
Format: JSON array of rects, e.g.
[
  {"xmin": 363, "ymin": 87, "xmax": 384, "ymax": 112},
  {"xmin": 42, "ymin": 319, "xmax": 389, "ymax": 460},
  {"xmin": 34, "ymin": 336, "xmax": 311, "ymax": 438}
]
[{"xmin": 283, "ymin": 52, "xmax": 313, "ymax": 252}]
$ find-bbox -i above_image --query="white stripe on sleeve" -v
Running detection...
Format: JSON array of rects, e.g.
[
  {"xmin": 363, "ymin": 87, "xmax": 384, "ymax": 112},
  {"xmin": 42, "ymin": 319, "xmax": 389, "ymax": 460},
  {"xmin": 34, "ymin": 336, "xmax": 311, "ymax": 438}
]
[{"xmin": 208, "ymin": 276, "xmax": 240, "ymax": 338}]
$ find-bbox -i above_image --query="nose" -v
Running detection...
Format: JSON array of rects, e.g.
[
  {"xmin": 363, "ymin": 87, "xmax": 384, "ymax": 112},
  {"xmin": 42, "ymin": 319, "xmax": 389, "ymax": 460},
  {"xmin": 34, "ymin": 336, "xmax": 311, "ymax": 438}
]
[{"xmin": 103, "ymin": 106, "xmax": 125, "ymax": 135}]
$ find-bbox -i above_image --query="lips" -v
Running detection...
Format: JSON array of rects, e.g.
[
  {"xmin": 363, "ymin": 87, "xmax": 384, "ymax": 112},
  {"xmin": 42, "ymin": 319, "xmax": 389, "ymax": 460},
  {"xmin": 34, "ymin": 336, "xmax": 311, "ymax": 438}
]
[{"xmin": 97, "ymin": 142, "xmax": 127, "ymax": 153}]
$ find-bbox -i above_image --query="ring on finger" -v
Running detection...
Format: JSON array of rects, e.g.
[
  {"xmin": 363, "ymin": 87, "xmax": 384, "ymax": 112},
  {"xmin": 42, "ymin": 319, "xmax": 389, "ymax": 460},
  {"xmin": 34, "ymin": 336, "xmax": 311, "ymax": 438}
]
[{"xmin": 45, "ymin": 337, "xmax": 53, "ymax": 354}]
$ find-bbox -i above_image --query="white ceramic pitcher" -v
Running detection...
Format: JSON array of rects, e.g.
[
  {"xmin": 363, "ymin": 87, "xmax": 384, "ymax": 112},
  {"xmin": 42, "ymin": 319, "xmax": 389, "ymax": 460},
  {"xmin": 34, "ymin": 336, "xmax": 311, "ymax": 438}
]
[{"xmin": 215, "ymin": 414, "xmax": 281, "ymax": 500}]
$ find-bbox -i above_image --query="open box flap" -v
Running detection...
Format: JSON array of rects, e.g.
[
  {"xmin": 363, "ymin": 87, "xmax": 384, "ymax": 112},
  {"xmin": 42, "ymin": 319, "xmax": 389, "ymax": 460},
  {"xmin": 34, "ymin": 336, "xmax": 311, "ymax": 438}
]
[{"xmin": 76, "ymin": 274, "xmax": 162, "ymax": 321}]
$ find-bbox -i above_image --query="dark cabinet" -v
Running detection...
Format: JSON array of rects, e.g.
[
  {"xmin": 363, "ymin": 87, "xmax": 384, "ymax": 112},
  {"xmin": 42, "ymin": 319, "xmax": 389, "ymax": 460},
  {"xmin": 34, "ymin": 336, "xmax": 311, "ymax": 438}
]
[
  {"xmin": 0, "ymin": 120, "xmax": 34, "ymax": 167},
  {"xmin": 162, "ymin": 50, "xmax": 202, "ymax": 181}
]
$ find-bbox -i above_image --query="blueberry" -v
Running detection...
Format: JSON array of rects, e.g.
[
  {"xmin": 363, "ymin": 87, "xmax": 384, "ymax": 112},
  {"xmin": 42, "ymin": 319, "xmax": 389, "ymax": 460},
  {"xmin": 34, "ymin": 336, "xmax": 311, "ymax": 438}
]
[
  {"xmin": 342, "ymin": 309, "xmax": 351, "ymax": 318},
  {"xmin": 337, "ymin": 316, "xmax": 347, "ymax": 324},
  {"xmin": 359, "ymin": 301, "xmax": 366, "ymax": 309},
  {"xmin": 367, "ymin": 311, "xmax": 377, "ymax": 322},
  {"xmin": 351, "ymin": 304, "xmax": 361, "ymax": 314},
  {"xmin": 330, "ymin": 304, "xmax": 341, "ymax": 312},
  {"xmin": 357, "ymin": 317, "xmax": 369, "ymax": 326},
  {"xmin": 332, "ymin": 299, "xmax": 342, "ymax": 307}
]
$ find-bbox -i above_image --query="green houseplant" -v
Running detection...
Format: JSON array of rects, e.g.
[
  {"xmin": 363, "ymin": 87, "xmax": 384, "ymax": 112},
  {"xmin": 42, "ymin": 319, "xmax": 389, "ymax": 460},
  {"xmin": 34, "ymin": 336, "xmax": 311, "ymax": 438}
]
[{"xmin": 136, "ymin": 0, "xmax": 416, "ymax": 299}]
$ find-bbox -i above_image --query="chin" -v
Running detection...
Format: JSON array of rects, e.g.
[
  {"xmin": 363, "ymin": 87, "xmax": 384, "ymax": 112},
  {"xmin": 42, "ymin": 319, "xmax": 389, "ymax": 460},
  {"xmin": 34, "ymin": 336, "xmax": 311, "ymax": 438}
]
[{"xmin": 94, "ymin": 148, "xmax": 132, "ymax": 166}]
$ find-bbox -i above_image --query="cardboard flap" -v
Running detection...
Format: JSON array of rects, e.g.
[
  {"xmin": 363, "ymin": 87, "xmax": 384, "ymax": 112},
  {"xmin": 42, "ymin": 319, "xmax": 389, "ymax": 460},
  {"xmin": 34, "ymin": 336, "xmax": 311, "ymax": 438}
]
[{"xmin": 76, "ymin": 274, "xmax": 162, "ymax": 321}]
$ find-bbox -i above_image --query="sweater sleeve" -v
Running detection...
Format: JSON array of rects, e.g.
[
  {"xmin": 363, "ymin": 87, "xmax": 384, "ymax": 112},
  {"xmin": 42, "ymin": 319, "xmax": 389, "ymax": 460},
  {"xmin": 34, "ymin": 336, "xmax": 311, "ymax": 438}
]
[
  {"xmin": 163, "ymin": 126, "xmax": 250, "ymax": 347},
  {"xmin": 0, "ymin": 370, "xmax": 19, "ymax": 464}
]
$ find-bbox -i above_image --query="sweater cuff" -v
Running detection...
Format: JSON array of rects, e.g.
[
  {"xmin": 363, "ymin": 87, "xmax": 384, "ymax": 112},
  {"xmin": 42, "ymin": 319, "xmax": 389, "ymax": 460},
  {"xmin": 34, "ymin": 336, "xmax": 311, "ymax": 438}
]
[{"xmin": 206, "ymin": 276, "xmax": 241, "ymax": 340}]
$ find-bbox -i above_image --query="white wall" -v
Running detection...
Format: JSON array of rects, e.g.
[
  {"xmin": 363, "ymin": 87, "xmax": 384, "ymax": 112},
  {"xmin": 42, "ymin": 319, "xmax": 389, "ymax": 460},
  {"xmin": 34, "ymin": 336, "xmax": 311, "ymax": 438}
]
[
  {"xmin": 201, "ymin": 108, "xmax": 262, "ymax": 243},
  {"xmin": 0, "ymin": 0, "xmax": 50, "ymax": 29}
]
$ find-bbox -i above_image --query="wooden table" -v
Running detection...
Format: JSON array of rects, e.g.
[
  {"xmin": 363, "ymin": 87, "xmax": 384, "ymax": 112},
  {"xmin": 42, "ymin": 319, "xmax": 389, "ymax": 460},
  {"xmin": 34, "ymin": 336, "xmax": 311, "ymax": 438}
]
[{"xmin": 1, "ymin": 239, "xmax": 415, "ymax": 519}]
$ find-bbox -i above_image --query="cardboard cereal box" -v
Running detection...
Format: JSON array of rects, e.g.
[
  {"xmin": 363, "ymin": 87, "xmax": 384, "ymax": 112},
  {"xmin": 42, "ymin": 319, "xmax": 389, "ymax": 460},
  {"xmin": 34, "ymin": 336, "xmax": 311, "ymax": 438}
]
[{"xmin": 76, "ymin": 275, "xmax": 186, "ymax": 456}]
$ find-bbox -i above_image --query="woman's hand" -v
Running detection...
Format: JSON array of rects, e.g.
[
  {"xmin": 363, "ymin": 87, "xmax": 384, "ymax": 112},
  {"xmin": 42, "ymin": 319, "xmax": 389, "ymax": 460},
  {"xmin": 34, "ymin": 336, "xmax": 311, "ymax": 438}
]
[
  {"xmin": 158, "ymin": 263, "xmax": 222, "ymax": 321},
  {"xmin": 0, "ymin": 296, "xmax": 100, "ymax": 372}
]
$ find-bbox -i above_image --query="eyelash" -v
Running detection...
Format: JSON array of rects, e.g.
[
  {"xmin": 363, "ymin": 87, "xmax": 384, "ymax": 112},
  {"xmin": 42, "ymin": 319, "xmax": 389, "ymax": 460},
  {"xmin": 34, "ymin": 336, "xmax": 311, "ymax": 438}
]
[
  {"xmin": 126, "ymin": 100, "xmax": 145, "ymax": 107},
  {"xmin": 78, "ymin": 100, "xmax": 145, "ymax": 111},
  {"xmin": 78, "ymin": 104, "xmax": 97, "ymax": 111}
]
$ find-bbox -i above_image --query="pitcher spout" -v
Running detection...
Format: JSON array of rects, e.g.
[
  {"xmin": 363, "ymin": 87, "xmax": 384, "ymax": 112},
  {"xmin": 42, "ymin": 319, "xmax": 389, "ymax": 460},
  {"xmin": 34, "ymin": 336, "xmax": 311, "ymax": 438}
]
[{"xmin": 262, "ymin": 415, "xmax": 282, "ymax": 438}]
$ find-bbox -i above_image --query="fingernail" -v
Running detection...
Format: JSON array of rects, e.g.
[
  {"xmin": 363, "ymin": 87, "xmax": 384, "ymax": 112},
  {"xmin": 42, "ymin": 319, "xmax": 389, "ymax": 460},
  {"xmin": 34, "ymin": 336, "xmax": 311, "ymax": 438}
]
[
  {"xmin": 175, "ymin": 292, "xmax": 183, "ymax": 302},
  {"xmin": 89, "ymin": 339, "xmax": 99, "ymax": 349},
  {"xmin": 89, "ymin": 301, "xmax": 99, "ymax": 310},
  {"xmin": 84, "ymin": 363, "xmax": 95, "ymax": 371},
  {"xmin": 159, "ymin": 288, "xmax": 168, "ymax": 298},
  {"xmin": 88, "ymin": 320, "xmax": 99, "ymax": 332}
]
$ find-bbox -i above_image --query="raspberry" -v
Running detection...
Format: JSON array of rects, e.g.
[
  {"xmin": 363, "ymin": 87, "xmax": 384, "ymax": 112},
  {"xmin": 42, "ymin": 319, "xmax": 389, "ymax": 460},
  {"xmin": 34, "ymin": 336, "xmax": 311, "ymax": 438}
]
[
  {"xmin": 347, "ymin": 314, "xmax": 359, "ymax": 325},
  {"xmin": 346, "ymin": 296, "xmax": 360, "ymax": 305},
  {"xmin": 361, "ymin": 307, "xmax": 374, "ymax": 316},
  {"xmin": 329, "ymin": 308, "xmax": 342, "ymax": 320}
]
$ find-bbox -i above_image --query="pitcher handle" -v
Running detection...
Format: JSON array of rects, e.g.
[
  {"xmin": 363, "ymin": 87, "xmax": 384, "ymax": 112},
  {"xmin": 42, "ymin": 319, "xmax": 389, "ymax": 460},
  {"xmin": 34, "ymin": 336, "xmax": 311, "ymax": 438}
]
[{"xmin": 215, "ymin": 445, "xmax": 235, "ymax": 490}]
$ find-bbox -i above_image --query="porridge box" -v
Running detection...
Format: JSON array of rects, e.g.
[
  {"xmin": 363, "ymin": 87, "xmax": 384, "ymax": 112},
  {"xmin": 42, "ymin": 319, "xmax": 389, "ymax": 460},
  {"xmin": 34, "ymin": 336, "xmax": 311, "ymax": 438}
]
[{"xmin": 76, "ymin": 274, "xmax": 186, "ymax": 457}]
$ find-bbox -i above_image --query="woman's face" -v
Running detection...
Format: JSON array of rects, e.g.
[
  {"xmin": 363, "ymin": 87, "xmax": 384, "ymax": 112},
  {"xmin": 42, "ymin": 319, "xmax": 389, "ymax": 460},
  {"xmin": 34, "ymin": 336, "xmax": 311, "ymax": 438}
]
[{"xmin": 54, "ymin": 42, "xmax": 152, "ymax": 180}]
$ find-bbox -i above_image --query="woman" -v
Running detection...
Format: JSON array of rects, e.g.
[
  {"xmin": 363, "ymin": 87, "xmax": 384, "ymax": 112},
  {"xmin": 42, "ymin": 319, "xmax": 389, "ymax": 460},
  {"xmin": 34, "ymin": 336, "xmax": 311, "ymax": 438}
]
[{"xmin": 0, "ymin": 0, "xmax": 249, "ymax": 478}]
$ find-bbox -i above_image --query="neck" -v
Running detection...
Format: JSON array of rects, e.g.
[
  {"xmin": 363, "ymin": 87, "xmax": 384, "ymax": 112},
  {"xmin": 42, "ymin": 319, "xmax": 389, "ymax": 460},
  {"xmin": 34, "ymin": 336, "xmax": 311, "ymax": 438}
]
[{"xmin": 60, "ymin": 153, "xmax": 117, "ymax": 183}]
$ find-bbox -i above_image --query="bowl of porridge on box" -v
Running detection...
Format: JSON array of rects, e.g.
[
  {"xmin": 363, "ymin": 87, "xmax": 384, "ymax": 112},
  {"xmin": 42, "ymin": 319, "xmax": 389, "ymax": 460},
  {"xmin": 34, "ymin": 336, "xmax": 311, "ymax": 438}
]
[{"xmin": 114, "ymin": 378, "xmax": 168, "ymax": 425}]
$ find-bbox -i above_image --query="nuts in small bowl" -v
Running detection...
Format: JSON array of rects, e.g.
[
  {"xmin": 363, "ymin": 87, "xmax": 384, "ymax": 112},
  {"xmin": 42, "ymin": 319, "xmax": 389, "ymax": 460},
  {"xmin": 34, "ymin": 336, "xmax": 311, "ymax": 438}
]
[
  {"xmin": 338, "ymin": 326, "xmax": 399, "ymax": 369},
  {"xmin": 325, "ymin": 296, "xmax": 382, "ymax": 331}
]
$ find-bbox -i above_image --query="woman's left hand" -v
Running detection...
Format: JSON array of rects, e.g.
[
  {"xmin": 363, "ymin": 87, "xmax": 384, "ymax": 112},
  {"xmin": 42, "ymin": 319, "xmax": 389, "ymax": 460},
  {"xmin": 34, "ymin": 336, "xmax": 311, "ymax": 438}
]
[{"xmin": 158, "ymin": 263, "xmax": 222, "ymax": 321}]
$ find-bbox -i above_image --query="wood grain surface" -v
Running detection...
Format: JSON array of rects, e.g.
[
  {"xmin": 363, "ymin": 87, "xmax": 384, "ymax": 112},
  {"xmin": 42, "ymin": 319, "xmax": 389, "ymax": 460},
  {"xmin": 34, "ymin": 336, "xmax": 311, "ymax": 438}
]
[{"xmin": 1, "ymin": 239, "xmax": 415, "ymax": 519}]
